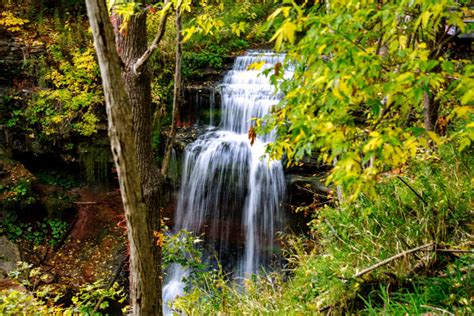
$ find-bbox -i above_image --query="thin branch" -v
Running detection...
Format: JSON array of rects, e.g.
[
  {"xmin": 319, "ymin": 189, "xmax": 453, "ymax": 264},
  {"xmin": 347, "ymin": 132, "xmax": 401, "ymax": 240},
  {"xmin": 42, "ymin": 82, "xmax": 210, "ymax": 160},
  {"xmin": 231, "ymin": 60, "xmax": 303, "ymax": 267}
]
[
  {"xmin": 331, "ymin": 27, "xmax": 367, "ymax": 53},
  {"xmin": 432, "ymin": 30, "xmax": 462, "ymax": 59},
  {"xmin": 396, "ymin": 176, "xmax": 428, "ymax": 206},
  {"xmin": 371, "ymin": 102, "xmax": 394, "ymax": 131},
  {"xmin": 73, "ymin": 201, "xmax": 98, "ymax": 205},
  {"xmin": 375, "ymin": 33, "xmax": 384, "ymax": 56},
  {"xmin": 133, "ymin": 0, "xmax": 172, "ymax": 75},
  {"xmin": 420, "ymin": 305, "xmax": 455, "ymax": 316},
  {"xmin": 161, "ymin": 1, "xmax": 182, "ymax": 176},
  {"xmin": 353, "ymin": 242, "xmax": 435, "ymax": 278},
  {"xmin": 295, "ymin": 184, "xmax": 328, "ymax": 198}
]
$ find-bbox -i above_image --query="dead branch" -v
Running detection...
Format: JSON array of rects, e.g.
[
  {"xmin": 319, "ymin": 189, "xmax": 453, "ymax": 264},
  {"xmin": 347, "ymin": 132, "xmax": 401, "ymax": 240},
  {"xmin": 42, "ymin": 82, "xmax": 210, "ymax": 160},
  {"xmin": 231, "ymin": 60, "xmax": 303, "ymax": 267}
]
[
  {"xmin": 295, "ymin": 184, "xmax": 328, "ymax": 198},
  {"xmin": 420, "ymin": 305, "xmax": 454, "ymax": 316},
  {"xmin": 396, "ymin": 176, "xmax": 428, "ymax": 206},
  {"xmin": 353, "ymin": 242, "xmax": 435, "ymax": 278}
]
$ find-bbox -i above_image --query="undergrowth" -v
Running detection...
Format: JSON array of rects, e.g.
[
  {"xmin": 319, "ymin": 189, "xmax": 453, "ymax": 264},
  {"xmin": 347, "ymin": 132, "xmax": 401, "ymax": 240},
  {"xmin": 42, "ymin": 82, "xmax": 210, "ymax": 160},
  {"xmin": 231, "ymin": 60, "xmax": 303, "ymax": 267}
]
[{"xmin": 173, "ymin": 144, "xmax": 473, "ymax": 314}]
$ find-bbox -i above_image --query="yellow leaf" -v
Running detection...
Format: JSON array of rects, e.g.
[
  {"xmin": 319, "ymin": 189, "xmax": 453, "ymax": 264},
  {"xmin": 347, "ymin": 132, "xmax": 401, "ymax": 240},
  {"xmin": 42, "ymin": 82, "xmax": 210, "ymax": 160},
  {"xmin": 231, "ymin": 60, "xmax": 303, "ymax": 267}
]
[
  {"xmin": 421, "ymin": 11, "xmax": 431, "ymax": 28},
  {"xmin": 454, "ymin": 106, "xmax": 473, "ymax": 118},
  {"xmin": 339, "ymin": 80, "xmax": 351, "ymax": 97},
  {"xmin": 247, "ymin": 61, "xmax": 266, "ymax": 71},
  {"xmin": 317, "ymin": 44, "xmax": 327, "ymax": 55},
  {"xmin": 399, "ymin": 35, "xmax": 407, "ymax": 49},
  {"xmin": 282, "ymin": 21, "xmax": 297, "ymax": 43},
  {"xmin": 427, "ymin": 131, "xmax": 443, "ymax": 145},
  {"xmin": 270, "ymin": 21, "xmax": 297, "ymax": 50}
]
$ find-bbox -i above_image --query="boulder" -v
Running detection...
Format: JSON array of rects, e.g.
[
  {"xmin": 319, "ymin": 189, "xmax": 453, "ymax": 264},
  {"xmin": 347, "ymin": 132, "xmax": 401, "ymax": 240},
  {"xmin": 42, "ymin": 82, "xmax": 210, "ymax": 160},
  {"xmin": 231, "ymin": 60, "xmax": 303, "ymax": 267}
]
[{"xmin": 0, "ymin": 235, "xmax": 21, "ymax": 278}]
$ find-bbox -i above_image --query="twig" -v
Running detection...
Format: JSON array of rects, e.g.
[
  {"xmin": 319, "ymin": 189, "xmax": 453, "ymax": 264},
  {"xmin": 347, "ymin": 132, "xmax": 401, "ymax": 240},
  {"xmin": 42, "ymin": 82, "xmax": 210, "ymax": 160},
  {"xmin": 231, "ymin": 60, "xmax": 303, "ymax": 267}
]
[
  {"xmin": 324, "ymin": 219, "xmax": 362, "ymax": 253},
  {"xmin": 353, "ymin": 242, "xmax": 435, "ymax": 278},
  {"xmin": 161, "ymin": 1, "xmax": 182, "ymax": 176},
  {"xmin": 295, "ymin": 184, "xmax": 328, "ymax": 198},
  {"xmin": 420, "ymin": 305, "xmax": 455, "ymax": 316},
  {"xmin": 396, "ymin": 176, "xmax": 428, "ymax": 206},
  {"xmin": 319, "ymin": 305, "xmax": 331, "ymax": 312}
]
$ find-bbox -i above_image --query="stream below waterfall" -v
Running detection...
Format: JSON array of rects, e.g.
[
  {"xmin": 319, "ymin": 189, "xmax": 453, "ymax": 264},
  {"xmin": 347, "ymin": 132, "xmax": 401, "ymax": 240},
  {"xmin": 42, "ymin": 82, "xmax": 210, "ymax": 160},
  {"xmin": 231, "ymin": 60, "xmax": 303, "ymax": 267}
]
[{"xmin": 163, "ymin": 51, "xmax": 291, "ymax": 313}]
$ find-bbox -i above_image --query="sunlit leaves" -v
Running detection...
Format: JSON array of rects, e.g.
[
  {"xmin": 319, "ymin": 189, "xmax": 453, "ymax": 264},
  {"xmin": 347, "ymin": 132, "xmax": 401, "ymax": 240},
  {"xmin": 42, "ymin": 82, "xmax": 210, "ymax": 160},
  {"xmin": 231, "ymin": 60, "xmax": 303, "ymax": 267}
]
[
  {"xmin": 180, "ymin": 0, "xmax": 227, "ymax": 42},
  {"xmin": 247, "ymin": 61, "xmax": 266, "ymax": 71},
  {"xmin": 270, "ymin": 21, "xmax": 297, "ymax": 50},
  {"xmin": 262, "ymin": 0, "xmax": 474, "ymax": 198},
  {"xmin": 113, "ymin": 1, "xmax": 142, "ymax": 33},
  {"xmin": 231, "ymin": 21, "xmax": 247, "ymax": 37},
  {"xmin": 0, "ymin": 11, "xmax": 29, "ymax": 32},
  {"xmin": 23, "ymin": 47, "xmax": 103, "ymax": 139}
]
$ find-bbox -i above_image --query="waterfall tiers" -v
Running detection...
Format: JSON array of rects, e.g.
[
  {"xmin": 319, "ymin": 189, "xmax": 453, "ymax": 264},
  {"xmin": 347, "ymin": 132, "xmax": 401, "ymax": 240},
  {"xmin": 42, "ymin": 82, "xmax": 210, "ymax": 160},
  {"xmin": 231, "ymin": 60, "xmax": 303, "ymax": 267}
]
[{"xmin": 163, "ymin": 51, "xmax": 291, "ymax": 313}]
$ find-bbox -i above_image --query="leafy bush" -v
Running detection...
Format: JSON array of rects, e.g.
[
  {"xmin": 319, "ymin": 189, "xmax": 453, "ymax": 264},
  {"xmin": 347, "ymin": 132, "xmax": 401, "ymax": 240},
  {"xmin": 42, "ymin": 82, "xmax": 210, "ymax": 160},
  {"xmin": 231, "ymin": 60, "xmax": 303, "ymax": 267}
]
[
  {"xmin": 17, "ymin": 45, "xmax": 103, "ymax": 142},
  {"xmin": 163, "ymin": 229, "xmax": 204, "ymax": 271},
  {"xmin": 260, "ymin": 0, "xmax": 474, "ymax": 197},
  {"xmin": 37, "ymin": 169, "xmax": 83, "ymax": 189},
  {"xmin": 0, "ymin": 290, "xmax": 61, "ymax": 315},
  {"xmin": 70, "ymin": 280, "xmax": 126, "ymax": 315},
  {"xmin": 0, "ymin": 179, "xmax": 36, "ymax": 211},
  {"xmin": 0, "ymin": 275, "xmax": 126, "ymax": 315},
  {"xmin": 0, "ymin": 215, "xmax": 68, "ymax": 247},
  {"xmin": 181, "ymin": 0, "xmax": 277, "ymax": 79}
]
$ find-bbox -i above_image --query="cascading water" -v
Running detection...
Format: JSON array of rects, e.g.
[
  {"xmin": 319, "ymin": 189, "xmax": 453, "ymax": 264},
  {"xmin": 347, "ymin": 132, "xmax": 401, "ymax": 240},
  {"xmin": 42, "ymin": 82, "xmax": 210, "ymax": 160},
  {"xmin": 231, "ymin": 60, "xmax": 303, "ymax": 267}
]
[{"xmin": 163, "ymin": 51, "xmax": 289, "ymax": 312}]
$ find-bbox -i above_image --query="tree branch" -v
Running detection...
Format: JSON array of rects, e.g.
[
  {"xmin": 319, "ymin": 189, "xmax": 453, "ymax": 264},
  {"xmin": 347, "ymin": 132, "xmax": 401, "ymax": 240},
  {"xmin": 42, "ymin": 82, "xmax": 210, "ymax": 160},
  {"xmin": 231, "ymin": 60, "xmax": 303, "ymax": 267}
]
[
  {"xmin": 133, "ymin": 0, "xmax": 172, "ymax": 75},
  {"xmin": 397, "ymin": 176, "xmax": 428, "ymax": 206},
  {"xmin": 420, "ymin": 305, "xmax": 454, "ymax": 316},
  {"xmin": 353, "ymin": 242, "xmax": 435, "ymax": 278}
]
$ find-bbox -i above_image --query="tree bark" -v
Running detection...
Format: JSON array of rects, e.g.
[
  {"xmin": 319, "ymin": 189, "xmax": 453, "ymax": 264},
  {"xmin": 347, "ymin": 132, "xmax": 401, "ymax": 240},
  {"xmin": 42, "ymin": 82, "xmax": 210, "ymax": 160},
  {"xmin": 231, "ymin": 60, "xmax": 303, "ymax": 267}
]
[
  {"xmin": 115, "ymin": 6, "xmax": 164, "ymax": 316},
  {"xmin": 86, "ymin": 0, "xmax": 164, "ymax": 314},
  {"xmin": 423, "ymin": 90, "xmax": 439, "ymax": 132}
]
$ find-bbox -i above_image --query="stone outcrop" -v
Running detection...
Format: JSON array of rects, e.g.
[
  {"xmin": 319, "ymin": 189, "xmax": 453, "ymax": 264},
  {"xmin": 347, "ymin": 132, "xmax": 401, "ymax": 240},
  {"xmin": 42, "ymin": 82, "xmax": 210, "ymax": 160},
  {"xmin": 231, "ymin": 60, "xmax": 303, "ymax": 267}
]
[
  {"xmin": 0, "ymin": 28, "xmax": 44, "ymax": 87},
  {"xmin": 0, "ymin": 235, "xmax": 21, "ymax": 278}
]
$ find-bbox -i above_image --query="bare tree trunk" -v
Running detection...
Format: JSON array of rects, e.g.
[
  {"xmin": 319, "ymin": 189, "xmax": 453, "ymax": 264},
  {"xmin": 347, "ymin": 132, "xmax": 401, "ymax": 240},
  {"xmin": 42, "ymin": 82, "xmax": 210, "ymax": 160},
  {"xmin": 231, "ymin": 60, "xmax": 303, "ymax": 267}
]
[
  {"xmin": 161, "ymin": 5, "xmax": 182, "ymax": 176},
  {"xmin": 86, "ymin": 0, "xmax": 164, "ymax": 314},
  {"xmin": 115, "ymin": 8, "xmax": 164, "ymax": 316},
  {"xmin": 423, "ymin": 90, "xmax": 439, "ymax": 132}
]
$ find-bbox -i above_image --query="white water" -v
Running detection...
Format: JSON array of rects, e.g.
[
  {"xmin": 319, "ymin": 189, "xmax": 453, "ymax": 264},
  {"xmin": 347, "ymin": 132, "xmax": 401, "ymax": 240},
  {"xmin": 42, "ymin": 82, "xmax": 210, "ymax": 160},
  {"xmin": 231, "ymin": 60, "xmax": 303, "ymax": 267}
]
[{"xmin": 163, "ymin": 51, "xmax": 289, "ymax": 313}]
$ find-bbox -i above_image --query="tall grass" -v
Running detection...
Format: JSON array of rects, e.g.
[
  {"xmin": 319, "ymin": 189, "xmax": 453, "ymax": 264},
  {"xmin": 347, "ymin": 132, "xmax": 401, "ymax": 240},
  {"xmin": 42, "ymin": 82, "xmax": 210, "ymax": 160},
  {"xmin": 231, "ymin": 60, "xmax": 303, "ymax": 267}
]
[{"xmin": 173, "ymin": 144, "xmax": 473, "ymax": 314}]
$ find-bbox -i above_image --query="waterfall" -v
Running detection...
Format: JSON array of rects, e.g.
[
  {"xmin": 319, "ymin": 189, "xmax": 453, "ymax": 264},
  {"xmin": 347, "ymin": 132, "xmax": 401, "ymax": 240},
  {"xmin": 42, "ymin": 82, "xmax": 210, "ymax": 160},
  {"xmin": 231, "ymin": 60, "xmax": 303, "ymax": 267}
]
[{"xmin": 163, "ymin": 51, "xmax": 289, "ymax": 312}]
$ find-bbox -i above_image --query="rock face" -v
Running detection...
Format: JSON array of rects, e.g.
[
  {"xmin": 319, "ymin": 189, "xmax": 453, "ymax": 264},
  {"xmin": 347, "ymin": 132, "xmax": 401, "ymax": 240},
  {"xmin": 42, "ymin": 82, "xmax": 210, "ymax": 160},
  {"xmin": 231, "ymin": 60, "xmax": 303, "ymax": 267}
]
[
  {"xmin": 0, "ymin": 29, "xmax": 23, "ymax": 87},
  {"xmin": 178, "ymin": 55, "xmax": 233, "ymax": 127},
  {"xmin": 0, "ymin": 26, "xmax": 45, "ymax": 156},
  {"xmin": 180, "ymin": 85, "xmax": 221, "ymax": 127},
  {"xmin": 162, "ymin": 125, "xmax": 211, "ymax": 153},
  {"xmin": 0, "ymin": 235, "xmax": 21, "ymax": 278},
  {"xmin": 0, "ymin": 28, "xmax": 44, "ymax": 87}
]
